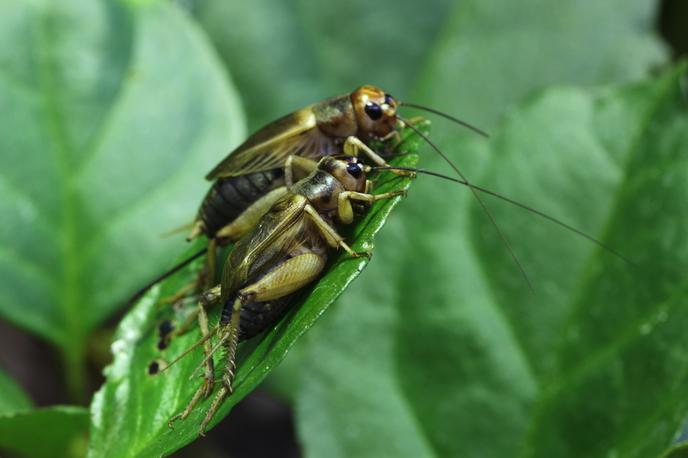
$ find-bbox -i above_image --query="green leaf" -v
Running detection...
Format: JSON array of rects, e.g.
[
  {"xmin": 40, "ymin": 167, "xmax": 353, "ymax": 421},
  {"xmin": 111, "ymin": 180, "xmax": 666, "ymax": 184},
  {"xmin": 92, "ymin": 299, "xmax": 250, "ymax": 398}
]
[
  {"xmin": 413, "ymin": 0, "xmax": 667, "ymax": 127},
  {"xmin": 0, "ymin": 0, "xmax": 244, "ymax": 395},
  {"xmin": 0, "ymin": 406, "xmax": 88, "ymax": 458},
  {"xmin": 188, "ymin": 2, "xmax": 674, "ymax": 455},
  {"xmin": 185, "ymin": 4, "xmax": 675, "ymax": 455},
  {"xmin": 88, "ymin": 128, "xmax": 423, "ymax": 457},
  {"xmin": 663, "ymin": 440, "xmax": 688, "ymax": 458},
  {"xmin": 295, "ymin": 66, "xmax": 688, "ymax": 457},
  {"xmin": 0, "ymin": 367, "xmax": 32, "ymax": 414},
  {"xmin": 192, "ymin": 0, "xmax": 666, "ymax": 131},
  {"xmin": 191, "ymin": 0, "xmax": 456, "ymax": 130}
]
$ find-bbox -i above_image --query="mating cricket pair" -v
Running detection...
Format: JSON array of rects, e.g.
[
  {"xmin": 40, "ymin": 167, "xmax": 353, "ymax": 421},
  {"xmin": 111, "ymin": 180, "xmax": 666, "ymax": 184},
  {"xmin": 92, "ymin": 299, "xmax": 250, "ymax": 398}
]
[{"xmin": 141, "ymin": 85, "xmax": 627, "ymax": 436}]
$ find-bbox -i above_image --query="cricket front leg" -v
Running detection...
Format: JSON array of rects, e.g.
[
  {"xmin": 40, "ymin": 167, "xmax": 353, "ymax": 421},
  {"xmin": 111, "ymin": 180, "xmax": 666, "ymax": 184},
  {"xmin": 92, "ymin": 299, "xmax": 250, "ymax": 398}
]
[
  {"xmin": 304, "ymin": 204, "xmax": 372, "ymax": 258},
  {"xmin": 336, "ymin": 190, "xmax": 407, "ymax": 225},
  {"xmin": 284, "ymin": 155, "xmax": 319, "ymax": 188},
  {"xmin": 198, "ymin": 252, "xmax": 326, "ymax": 435},
  {"xmin": 383, "ymin": 116, "xmax": 427, "ymax": 143},
  {"xmin": 343, "ymin": 136, "xmax": 413, "ymax": 176}
]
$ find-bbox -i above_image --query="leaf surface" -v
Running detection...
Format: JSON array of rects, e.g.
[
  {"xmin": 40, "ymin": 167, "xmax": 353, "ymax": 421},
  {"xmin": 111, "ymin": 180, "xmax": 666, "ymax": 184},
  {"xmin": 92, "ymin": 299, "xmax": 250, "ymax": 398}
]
[
  {"xmin": 296, "ymin": 66, "xmax": 688, "ymax": 458},
  {"xmin": 0, "ymin": 406, "xmax": 88, "ymax": 458},
  {"xmin": 0, "ymin": 0, "xmax": 244, "ymax": 393},
  {"xmin": 0, "ymin": 367, "xmax": 32, "ymax": 415}
]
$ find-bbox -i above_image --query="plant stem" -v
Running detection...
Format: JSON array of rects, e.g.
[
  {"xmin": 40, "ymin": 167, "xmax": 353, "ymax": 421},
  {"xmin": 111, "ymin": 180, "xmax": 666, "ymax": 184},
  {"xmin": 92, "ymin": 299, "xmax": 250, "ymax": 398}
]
[{"xmin": 62, "ymin": 342, "xmax": 87, "ymax": 404}]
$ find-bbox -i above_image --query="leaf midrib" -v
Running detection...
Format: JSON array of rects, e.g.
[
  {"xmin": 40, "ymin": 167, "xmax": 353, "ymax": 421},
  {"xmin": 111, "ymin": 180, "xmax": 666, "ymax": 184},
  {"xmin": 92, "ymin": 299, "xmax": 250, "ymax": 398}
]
[
  {"xmin": 33, "ymin": 4, "xmax": 136, "ymax": 352},
  {"xmin": 37, "ymin": 10, "xmax": 80, "ymax": 351}
]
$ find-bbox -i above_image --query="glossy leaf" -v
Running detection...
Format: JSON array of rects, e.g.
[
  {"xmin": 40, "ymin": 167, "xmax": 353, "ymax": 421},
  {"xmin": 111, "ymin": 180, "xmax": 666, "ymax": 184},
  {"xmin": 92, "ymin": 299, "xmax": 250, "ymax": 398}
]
[
  {"xmin": 88, "ymin": 128, "xmax": 423, "ymax": 457},
  {"xmin": 0, "ymin": 406, "xmax": 88, "ymax": 458},
  {"xmin": 295, "ymin": 66, "xmax": 688, "ymax": 457},
  {"xmin": 0, "ymin": 0, "xmax": 244, "ymax": 394},
  {"xmin": 0, "ymin": 367, "xmax": 32, "ymax": 414}
]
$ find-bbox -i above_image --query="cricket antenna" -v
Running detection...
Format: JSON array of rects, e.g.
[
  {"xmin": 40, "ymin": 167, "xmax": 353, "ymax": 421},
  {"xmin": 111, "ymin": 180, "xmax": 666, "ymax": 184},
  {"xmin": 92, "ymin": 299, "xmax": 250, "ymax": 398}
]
[
  {"xmin": 400, "ymin": 102, "xmax": 490, "ymax": 138},
  {"xmin": 397, "ymin": 116, "xmax": 533, "ymax": 292},
  {"xmin": 374, "ymin": 165, "xmax": 635, "ymax": 266},
  {"xmin": 126, "ymin": 247, "xmax": 206, "ymax": 305}
]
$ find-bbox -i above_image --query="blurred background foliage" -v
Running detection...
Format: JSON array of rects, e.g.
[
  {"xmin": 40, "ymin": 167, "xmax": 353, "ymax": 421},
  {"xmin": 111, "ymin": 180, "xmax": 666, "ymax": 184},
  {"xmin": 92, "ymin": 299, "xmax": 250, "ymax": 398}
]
[{"xmin": 0, "ymin": 0, "xmax": 686, "ymax": 456}]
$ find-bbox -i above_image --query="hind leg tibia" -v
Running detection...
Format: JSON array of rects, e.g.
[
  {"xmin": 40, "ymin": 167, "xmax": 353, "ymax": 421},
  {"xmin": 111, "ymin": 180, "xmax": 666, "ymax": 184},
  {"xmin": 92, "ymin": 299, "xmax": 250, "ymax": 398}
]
[{"xmin": 197, "ymin": 252, "xmax": 326, "ymax": 434}]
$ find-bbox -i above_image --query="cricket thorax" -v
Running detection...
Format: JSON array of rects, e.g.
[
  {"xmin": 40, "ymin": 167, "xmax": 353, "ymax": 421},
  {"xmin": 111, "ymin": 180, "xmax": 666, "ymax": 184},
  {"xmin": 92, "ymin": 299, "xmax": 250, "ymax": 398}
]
[
  {"xmin": 295, "ymin": 170, "xmax": 342, "ymax": 211},
  {"xmin": 312, "ymin": 94, "xmax": 358, "ymax": 138}
]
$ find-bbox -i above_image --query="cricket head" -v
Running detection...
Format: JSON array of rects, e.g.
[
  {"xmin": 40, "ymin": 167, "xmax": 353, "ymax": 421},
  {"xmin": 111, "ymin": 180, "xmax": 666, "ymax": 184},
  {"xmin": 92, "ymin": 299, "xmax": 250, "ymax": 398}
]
[
  {"xmin": 319, "ymin": 156, "xmax": 369, "ymax": 193},
  {"xmin": 351, "ymin": 85, "xmax": 398, "ymax": 139}
]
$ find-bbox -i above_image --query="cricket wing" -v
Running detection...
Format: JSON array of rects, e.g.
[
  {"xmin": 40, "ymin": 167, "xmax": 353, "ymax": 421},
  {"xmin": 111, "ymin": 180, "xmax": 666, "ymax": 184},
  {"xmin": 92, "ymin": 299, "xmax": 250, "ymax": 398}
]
[
  {"xmin": 221, "ymin": 195, "xmax": 309, "ymax": 297},
  {"xmin": 206, "ymin": 108, "xmax": 337, "ymax": 179}
]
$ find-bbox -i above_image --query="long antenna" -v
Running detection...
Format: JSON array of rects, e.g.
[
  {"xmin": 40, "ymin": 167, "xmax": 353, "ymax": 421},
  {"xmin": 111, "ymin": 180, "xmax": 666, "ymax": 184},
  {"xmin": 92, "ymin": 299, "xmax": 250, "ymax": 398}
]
[
  {"xmin": 397, "ymin": 116, "xmax": 533, "ymax": 291},
  {"xmin": 401, "ymin": 102, "xmax": 490, "ymax": 138},
  {"xmin": 126, "ymin": 247, "xmax": 206, "ymax": 305},
  {"xmin": 374, "ymin": 165, "xmax": 635, "ymax": 266}
]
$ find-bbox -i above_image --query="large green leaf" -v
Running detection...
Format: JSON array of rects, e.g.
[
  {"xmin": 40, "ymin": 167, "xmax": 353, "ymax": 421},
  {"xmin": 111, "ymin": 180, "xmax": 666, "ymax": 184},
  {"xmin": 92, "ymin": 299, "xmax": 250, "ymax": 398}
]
[
  {"xmin": 295, "ymin": 66, "xmax": 688, "ymax": 457},
  {"xmin": 0, "ymin": 367, "xmax": 32, "ymax": 415},
  {"xmin": 187, "ymin": 0, "xmax": 665, "ymax": 456},
  {"xmin": 190, "ymin": 3, "xmax": 674, "ymax": 455},
  {"xmin": 192, "ymin": 0, "xmax": 666, "ymax": 131},
  {"xmin": 413, "ymin": 0, "xmax": 666, "ymax": 126},
  {"xmin": 0, "ymin": 406, "xmax": 88, "ymax": 458},
  {"xmin": 192, "ymin": 0, "xmax": 455, "ymax": 130},
  {"xmin": 88, "ymin": 128, "xmax": 423, "ymax": 457},
  {"xmin": 0, "ymin": 0, "xmax": 244, "ymax": 395}
]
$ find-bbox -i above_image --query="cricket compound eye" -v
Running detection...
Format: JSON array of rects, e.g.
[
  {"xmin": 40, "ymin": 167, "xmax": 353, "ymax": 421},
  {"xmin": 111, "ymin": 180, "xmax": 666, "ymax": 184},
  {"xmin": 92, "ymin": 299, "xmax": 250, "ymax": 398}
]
[
  {"xmin": 384, "ymin": 94, "xmax": 395, "ymax": 107},
  {"xmin": 346, "ymin": 162, "xmax": 363, "ymax": 178},
  {"xmin": 364, "ymin": 102, "xmax": 383, "ymax": 120}
]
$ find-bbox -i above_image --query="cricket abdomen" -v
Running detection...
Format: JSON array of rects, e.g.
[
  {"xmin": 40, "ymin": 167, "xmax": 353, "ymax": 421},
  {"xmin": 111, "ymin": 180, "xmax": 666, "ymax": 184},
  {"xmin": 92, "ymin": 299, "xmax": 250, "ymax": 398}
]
[
  {"xmin": 221, "ymin": 294, "xmax": 298, "ymax": 341},
  {"xmin": 198, "ymin": 170, "xmax": 285, "ymax": 238}
]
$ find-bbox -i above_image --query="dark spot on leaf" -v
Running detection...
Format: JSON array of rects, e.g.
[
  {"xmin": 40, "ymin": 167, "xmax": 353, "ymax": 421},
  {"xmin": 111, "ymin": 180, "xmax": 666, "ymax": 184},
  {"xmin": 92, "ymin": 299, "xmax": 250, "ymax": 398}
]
[
  {"xmin": 156, "ymin": 319, "xmax": 175, "ymax": 351},
  {"xmin": 158, "ymin": 320, "xmax": 174, "ymax": 338},
  {"xmin": 148, "ymin": 361, "xmax": 160, "ymax": 375}
]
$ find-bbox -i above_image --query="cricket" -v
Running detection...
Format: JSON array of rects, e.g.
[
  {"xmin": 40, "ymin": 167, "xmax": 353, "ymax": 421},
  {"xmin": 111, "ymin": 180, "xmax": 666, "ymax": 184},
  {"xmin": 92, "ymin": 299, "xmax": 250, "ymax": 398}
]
[
  {"xmin": 131, "ymin": 85, "xmax": 491, "ymax": 304},
  {"xmin": 140, "ymin": 86, "xmax": 630, "ymax": 436}
]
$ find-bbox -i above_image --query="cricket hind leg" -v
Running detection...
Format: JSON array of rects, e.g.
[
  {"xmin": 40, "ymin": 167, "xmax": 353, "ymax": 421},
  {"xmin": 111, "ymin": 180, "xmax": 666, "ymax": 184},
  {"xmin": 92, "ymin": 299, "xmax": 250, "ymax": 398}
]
[
  {"xmin": 214, "ymin": 155, "xmax": 317, "ymax": 242},
  {"xmin": 156, "ymin": 239, "xmax": 218, "ymax": 354},
  {"xmin": 166, "ymin": 261, "xmax": 221, "ymax": 429},
  {"xmin": 167, "ymin": 284, "xmax": 222, "ymax": 428},
  {"xmin": 196, "ymin": 284, "xmax": 219, "ymax": 401},
  {"xmin": 214, "ymin": 187, "xmax": 288, "ymax": 242},
  {"xmin": 193, "ymin": 293, "xmax": 295, "ymax": 414},
  {"xmin": 163, "ymin": 238, "xmax": 219, "ymax": 342},
  {"xmin": 159, "ymin": 235, "xmax": 218, "ymax": 313},
  {"xmin": 197, "ymin": 251, "xmax": 326, "ymax": 435},
  {"xmin": 158, "ymin": 279, "xmax": 200, "ymax": 306}
]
